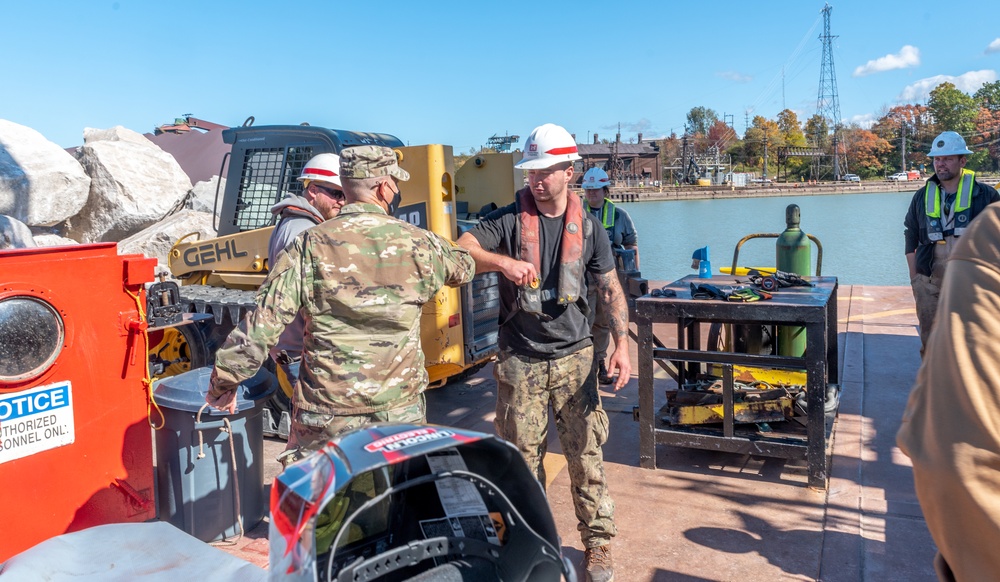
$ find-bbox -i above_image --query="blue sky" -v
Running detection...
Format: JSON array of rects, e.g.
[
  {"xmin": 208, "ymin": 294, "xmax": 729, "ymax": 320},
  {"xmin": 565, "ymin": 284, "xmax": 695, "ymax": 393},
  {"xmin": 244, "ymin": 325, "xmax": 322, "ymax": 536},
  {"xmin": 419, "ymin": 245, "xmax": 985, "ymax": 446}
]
[{"xmin": 2, "ymin": 1, "xmax": 998, "ymax": 151}]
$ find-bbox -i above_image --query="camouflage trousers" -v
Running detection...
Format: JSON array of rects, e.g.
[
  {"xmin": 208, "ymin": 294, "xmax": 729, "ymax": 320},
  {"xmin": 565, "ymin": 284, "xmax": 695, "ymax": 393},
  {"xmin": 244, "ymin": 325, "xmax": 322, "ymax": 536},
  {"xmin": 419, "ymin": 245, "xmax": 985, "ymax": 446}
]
[
  {"xmin": 279, "ymin": 394, "xmax": 426, "ymax": 467},
  {"xmin": 494, "ymin": 345, "xmax": 617, "ymax": 548}
]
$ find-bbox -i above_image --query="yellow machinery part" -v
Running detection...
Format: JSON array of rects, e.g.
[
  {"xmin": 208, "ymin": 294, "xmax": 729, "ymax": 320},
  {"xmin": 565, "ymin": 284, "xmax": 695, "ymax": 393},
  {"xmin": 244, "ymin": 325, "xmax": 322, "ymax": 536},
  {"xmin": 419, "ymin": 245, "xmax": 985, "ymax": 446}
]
[
  {"xmin": 398, "ymin": 145, "xmax": 468, "ymax": 381},
  {"xmin": 707, "ymin": 322, "xmax": 806, "ymax": 385},
  {"xmin": 168, "ymin": 227, "xmax": 274, "ymax": 287},
  {"xmin": 275, "ymin": 362, "xmax": 294, "ymax": 400},
  {"xmin": 733, "ymin": 366, "xmax": 806, "ymax": 386},
  {"xmin": 148, "ymin": 325, "xmax": 207, "ymax": 382},
  {"xmin": 669, "ymin": 398, "xmax": 793, "ymax": 425},
  {"xmin": 454, "ymin": 152, "xmax": 521, "ymax": 213}
]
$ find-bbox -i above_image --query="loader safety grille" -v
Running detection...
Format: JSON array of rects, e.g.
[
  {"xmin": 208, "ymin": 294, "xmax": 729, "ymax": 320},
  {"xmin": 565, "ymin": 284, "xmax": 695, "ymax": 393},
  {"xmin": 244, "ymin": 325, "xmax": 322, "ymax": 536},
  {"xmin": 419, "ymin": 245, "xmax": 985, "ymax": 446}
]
[
  {"xmin": 462, "ymin": 272, "xmax": 500, "ymax": 363},
  {"xmin": 232, "ymin": 146, "xmax": 315, "ymax": 232}
]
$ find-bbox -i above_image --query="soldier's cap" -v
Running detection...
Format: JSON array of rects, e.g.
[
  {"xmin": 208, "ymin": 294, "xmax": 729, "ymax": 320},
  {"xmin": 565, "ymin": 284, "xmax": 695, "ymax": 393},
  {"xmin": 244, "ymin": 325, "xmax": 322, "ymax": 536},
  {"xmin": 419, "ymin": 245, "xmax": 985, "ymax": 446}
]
[{"xmin": 339, "ymin": 145, "xmax": 410, "ymax": 181}]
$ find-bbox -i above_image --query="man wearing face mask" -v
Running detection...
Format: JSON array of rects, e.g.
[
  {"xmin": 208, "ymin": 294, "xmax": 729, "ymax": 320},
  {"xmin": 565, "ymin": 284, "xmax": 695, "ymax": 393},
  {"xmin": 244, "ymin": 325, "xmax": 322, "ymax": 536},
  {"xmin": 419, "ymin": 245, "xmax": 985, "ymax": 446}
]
[{"xmin": 207, "ymin": 145, "xmax": 476, "ymax": 461}]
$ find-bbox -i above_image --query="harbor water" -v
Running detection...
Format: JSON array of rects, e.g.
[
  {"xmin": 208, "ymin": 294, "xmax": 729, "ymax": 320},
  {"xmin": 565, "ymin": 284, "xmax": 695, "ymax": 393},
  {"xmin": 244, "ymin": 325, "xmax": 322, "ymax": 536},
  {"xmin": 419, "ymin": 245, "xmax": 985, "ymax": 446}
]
[{"xmin": 621, "ymin": 190, "xmax": 913, "ymax": 286}]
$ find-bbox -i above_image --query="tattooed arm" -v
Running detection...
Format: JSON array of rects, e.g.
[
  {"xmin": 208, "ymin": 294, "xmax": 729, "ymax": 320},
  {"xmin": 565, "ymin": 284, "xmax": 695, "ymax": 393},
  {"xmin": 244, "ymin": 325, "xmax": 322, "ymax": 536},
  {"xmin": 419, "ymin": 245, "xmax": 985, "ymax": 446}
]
[{"xmin": 594, "ymin": 269, "xmax": 632, "ymax": 391}]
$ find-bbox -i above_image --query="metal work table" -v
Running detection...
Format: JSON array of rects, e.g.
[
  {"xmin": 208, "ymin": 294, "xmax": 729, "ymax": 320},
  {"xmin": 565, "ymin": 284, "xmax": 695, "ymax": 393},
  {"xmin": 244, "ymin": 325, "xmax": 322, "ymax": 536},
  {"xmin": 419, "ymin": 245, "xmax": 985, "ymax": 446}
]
[{"xmin": 636, "ymin": 275, "xmax": 839, "ymax": 489}]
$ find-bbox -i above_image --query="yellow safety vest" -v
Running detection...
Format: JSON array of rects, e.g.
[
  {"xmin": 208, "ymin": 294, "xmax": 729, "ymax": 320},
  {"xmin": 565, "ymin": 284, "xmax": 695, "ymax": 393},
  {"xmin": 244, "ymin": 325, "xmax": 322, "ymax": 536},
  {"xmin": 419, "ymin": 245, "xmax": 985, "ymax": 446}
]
[
  {"xmin": 587, "ymin": 198, "xmax": 616, "ymax": 230},
  {"xmin": 925, "ymin": 169, "xmax": 974, "ymax": 241}
]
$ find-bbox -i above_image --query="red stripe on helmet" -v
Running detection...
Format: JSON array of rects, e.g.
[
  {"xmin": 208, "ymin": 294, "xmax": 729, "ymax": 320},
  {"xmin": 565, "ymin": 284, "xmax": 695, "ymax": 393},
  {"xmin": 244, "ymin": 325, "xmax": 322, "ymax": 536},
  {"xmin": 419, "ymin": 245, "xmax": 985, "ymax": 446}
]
[
  {"xmin": 545, "ymin": 146, "xmax": 578, "ymax": 155},
  {"xmin": 599, "ymin": 177, "xmax": 610, "ymax": 183},
  {"xmin": 304, "ymin": 167, "xmax": 337, "ymax": 177}
]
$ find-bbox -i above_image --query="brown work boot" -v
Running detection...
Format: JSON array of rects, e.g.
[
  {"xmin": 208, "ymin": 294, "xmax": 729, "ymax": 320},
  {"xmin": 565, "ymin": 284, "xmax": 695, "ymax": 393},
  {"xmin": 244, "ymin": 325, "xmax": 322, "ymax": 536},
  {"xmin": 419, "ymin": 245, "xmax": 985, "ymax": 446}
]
[
  {"xmin": 583, "ymin": 545, "xmax": 614, "ymax": 582},
  {"xmin": 597, "ymin": 362, "xmax": 613, "ymax": 385}
]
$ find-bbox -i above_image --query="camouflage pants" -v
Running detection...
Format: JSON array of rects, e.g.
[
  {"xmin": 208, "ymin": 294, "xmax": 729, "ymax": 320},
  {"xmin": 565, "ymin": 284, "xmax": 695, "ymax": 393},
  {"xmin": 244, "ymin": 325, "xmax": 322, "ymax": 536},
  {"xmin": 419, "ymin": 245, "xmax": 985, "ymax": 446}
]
[
  {"xmin": 494, "ymin": 345, "xmax": 616, "ymax": 547},
  {"xmin": 279, "ymin": 394, "xmax": 426, "ymax": 467}
]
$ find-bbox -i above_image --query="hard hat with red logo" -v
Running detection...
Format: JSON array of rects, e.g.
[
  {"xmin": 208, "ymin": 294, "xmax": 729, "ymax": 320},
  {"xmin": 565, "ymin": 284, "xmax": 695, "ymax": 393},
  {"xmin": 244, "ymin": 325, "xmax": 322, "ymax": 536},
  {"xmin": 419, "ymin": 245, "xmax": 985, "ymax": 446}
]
[
  {"xmin": 581, "ymin": 167, "xmax": 611, "ymax": 189},
  {"xmin": 514, "ymin": 123, "xmax": 582, "ymax": 169},
  {"xmin": 297, "ymin": 153, "xmax": 342, "ymax": 187}
]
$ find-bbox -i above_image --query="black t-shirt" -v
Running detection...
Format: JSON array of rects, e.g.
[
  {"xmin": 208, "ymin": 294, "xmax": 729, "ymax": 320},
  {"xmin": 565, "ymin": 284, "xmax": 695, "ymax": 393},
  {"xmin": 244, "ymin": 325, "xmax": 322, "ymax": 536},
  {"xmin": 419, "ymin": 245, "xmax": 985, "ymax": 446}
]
[{"xmin": 469, "ymin": 201, "xmax": 616, "ymax": 358}]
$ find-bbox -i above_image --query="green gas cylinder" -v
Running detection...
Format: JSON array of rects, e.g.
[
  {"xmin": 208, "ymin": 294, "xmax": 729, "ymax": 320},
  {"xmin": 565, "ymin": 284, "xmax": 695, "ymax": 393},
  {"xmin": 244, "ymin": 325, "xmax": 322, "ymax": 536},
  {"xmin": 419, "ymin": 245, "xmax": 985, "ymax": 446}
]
[{"xmin": 776, "ymin": 204, "xmax": 809, "ymax": 357}]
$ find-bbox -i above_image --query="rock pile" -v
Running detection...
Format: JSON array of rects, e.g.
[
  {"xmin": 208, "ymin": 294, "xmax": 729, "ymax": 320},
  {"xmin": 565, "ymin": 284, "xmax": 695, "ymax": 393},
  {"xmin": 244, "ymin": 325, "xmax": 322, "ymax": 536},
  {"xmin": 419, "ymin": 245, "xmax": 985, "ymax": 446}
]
[{"xmin": 0, "ymin": 119, "xmax": 223, "ymax": 271}]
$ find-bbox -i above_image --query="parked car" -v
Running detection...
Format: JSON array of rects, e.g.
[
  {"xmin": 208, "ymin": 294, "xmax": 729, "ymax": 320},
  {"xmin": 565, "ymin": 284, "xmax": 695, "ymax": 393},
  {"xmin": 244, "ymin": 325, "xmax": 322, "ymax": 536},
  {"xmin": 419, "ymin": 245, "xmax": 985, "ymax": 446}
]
[
  {"xmin": 888, "ymin": 172, "xmax": 909, "ymax": 182},
  {"xmin": 841, "ymin": 174, "xmax": 860, "ymax": 182}
]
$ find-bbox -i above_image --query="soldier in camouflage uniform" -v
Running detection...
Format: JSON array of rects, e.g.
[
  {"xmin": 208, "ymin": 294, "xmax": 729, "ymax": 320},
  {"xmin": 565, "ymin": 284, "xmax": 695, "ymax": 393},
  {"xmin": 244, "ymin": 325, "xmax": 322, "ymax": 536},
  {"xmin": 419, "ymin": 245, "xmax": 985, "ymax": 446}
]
[
  {"xmin": 207, "ymin": 145, "xmax": 476, "ymax": 463},
  {"xmin": 457, "ymin": 124, "xmax": 631, "ymax": 582}
]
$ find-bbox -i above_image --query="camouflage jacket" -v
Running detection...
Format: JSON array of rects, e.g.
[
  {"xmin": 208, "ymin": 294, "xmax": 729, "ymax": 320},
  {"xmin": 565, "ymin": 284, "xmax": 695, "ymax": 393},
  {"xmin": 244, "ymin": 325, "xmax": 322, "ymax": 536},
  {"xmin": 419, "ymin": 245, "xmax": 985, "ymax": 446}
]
[{"xmin": 209, "ymin": 202, "xmax": 476, "ymax": 414}]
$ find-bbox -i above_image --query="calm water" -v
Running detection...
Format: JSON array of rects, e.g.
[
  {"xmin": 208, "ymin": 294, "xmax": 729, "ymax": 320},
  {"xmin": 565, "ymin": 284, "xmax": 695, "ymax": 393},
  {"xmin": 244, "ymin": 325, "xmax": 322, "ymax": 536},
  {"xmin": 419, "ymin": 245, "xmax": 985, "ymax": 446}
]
[{"xmin": 621, "ymin": 191, "xmax": 913, "ymax": 286}]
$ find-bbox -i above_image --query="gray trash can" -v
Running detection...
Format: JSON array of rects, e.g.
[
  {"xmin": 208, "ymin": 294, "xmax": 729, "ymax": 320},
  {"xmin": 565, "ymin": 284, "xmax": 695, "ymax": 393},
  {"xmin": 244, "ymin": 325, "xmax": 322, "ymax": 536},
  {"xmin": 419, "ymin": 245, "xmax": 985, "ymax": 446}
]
[{"xmin": 152, "ymin": 366, "xmax": 276, "ymax": 542}]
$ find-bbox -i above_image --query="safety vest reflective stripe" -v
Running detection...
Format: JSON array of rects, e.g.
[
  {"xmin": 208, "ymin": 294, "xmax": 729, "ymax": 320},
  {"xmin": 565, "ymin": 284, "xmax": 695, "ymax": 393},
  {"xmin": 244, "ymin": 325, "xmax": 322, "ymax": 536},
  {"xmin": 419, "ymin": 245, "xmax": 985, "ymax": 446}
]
[
  {"xmin": 588, "ymin": 198, "xmax": 616, "ymax": 229},
  {"xmin": 925, "ymin": 169, "xmax": 975, "ymax": 240},
  {"xmin": 925, "ymin": 169, "xmax": 974, "ymax": 217}
]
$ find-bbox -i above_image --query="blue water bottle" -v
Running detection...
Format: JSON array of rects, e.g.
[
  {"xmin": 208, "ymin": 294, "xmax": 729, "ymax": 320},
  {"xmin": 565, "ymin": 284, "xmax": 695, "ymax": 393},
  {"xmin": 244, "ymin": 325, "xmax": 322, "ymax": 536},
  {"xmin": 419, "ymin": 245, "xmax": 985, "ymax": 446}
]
[{"xmin": 691, "ymin": 246, "xmax": 712, "ymax": 278}]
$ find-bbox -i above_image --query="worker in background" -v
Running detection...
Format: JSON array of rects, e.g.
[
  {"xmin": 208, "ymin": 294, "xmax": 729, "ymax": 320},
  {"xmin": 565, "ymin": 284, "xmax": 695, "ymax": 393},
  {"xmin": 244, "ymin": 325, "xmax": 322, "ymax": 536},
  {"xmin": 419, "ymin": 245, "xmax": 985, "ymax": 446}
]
[
  {"xmin": 457, "ymin": 123, "xmax": 630, "ymax": 582},
  {"xmin": 582, "ymin": 166, "xmax": 639, "ymax": 385},
  {"xmin": 904, "ymin": 131, "xmax": 999, "ymax": 355},
  {"xmin": 266, "ymin": 153, "xmax": 345, "ymax": 394},
  {"xmin": 897, "ymin": 202, "xmax": 1000, "ymax": 581},
  {"xmin": 206, "ymin": 145, "xmax": 476, "ymax": 463}
]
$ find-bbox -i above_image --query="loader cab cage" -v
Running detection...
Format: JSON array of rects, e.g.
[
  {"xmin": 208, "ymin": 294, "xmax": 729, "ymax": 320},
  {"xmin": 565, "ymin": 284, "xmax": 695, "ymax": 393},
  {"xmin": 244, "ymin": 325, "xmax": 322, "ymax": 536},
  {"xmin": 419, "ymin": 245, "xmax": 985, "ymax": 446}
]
[{"xmin": 217, "ymin": 125, "xmax": 405, "ymax": 237}]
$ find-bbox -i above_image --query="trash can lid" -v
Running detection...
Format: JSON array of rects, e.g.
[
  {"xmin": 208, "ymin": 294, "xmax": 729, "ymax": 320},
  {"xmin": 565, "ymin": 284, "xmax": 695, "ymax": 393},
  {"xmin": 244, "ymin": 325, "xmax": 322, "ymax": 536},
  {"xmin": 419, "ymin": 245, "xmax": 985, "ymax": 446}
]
[{"xmin": 152, "ymin": 366, "xmax": 276, "ymax": 414}]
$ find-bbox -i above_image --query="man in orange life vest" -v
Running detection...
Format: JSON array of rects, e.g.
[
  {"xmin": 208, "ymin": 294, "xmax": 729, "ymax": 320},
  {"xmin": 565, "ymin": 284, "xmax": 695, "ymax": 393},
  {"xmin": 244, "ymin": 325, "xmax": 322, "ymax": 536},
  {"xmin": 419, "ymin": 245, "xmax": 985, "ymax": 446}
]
[{"xmin": 457, "ymin": 123, "xmax": 631, "ymax": 582}]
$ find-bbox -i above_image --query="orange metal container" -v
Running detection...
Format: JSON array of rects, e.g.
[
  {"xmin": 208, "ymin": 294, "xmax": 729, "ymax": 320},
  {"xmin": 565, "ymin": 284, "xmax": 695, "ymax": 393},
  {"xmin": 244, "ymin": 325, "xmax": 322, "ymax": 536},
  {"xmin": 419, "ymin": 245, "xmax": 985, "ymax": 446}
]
[{"xmin": 0, "ymin": 243, "xmax": 157, "ymax": 561}]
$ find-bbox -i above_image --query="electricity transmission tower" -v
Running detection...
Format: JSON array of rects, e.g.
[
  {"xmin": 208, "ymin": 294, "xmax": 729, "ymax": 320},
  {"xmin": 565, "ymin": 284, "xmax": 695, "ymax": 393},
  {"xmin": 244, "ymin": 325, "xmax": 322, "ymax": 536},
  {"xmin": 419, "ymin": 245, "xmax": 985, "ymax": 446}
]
[{"xmin": 816, "ymin": 3, "xmax": 846, "ymax": 179}]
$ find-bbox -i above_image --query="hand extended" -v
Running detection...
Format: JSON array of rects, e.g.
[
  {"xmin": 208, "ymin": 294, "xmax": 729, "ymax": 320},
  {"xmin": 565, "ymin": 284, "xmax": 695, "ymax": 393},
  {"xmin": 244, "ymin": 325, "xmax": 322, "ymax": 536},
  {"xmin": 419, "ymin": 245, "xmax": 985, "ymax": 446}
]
[
  {"xmin": 500, "ymin": 257, "xmax": 538, "ymax": 287},
  {"xmin": 205, "ymin": 389, "xmax": 237, "ymax": 414},
  {"xmin": 606, "ymin": 346, "xmax": 632, "ymax": 392}
]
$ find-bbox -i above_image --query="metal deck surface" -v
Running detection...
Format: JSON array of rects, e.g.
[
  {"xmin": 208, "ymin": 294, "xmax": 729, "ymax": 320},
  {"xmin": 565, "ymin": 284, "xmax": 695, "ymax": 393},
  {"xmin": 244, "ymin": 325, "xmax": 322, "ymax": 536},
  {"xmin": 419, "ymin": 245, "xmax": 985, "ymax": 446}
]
[{"xmin": 218, "ymin": 284, "xmax": 935, "ymax": 581}]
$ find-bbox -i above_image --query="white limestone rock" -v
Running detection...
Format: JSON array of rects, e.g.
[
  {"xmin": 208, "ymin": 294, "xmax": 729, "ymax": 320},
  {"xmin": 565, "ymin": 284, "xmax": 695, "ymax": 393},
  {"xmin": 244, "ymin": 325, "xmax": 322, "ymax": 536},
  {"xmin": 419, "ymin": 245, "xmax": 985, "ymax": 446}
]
[
  {"xmin": 0, "ymin": 214, "xmax": 36, "ymax": 249},
  {"xmin": 32, "ymin": 233, "xmax": 80, "ymax": 247},
  {"xmin": 83, "ymin": 125, "xmax": 156, "ymax": 147},
  {"xmin": 67, "ymin": 127, "xmax": 192, "ymax": 243},
  {"xmin": 188, "ymin": 176, "xmax": 226, "ymax": 215},
  {"xmin": 0, "ymin": 119, "xmax": 91, "ymax": 226},
  {"xmin": 117, "ymin": 208, "xmax": 216, "ymax": 271}
]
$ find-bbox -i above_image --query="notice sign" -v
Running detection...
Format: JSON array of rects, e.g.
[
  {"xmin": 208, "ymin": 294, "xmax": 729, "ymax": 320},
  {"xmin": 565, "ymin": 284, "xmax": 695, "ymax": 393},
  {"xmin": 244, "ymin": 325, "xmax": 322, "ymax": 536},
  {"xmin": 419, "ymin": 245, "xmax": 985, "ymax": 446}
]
[{"xmin": 0, "ymin": 381, "xmax": 75, "ymax": 464}]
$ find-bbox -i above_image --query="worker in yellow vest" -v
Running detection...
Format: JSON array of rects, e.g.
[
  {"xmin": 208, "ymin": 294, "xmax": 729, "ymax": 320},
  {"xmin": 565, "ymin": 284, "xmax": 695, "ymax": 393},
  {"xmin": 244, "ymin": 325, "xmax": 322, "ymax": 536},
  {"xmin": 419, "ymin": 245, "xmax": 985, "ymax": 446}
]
[
  {"xmin": 582, "ymin": 167, "xmax": 639, "ymax": 384},
  {"xmin": 904, "ymin": 131, "xmax": 999, "ymax": 355}
]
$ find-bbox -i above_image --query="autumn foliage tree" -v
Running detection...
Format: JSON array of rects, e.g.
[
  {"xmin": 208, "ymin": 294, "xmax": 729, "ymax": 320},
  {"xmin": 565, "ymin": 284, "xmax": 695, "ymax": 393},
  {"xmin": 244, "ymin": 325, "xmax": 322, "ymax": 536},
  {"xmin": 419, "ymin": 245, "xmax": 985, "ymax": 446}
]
[{"xmin": 841, "ymin": 127, "xmax": 893, "ymax": 178}]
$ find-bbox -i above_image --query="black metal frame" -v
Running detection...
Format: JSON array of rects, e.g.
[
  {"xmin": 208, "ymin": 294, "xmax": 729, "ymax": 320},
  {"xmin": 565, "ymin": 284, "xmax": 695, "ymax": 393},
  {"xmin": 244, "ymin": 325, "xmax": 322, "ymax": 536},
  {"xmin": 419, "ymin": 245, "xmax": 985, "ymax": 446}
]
[{"xmin": 637, "ymin": 275, "xmax": 839, "ymax": 489}]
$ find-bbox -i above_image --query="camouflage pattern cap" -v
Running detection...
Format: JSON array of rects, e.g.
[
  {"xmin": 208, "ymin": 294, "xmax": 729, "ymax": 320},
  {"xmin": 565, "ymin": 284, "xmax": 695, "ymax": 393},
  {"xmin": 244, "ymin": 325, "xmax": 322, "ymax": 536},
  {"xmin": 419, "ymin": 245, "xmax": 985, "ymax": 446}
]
[{"xmin": 339, "ymin": 145, "xmax": 410, "ymax": 181}]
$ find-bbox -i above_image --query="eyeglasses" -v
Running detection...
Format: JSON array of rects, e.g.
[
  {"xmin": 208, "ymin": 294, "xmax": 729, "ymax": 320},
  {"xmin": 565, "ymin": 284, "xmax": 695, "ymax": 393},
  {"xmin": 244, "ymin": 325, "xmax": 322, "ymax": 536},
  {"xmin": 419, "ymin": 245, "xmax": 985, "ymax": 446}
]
[{"xmin": 312, "ymin": 183, "xmax": 345, "ymax": 201}]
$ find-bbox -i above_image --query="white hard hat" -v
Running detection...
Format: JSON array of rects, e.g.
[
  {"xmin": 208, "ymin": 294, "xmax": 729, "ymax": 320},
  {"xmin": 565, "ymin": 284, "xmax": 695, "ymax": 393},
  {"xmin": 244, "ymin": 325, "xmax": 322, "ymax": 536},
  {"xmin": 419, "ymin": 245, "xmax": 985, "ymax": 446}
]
[
  {"xmin": 514, "ymin": 123, "xmax": 582, "ymax": 169},
  {"xmin": 581, "ymin": 167, "xmax": 610, "ymax": 189},
  {"xmin": 297, "ymin": 153, "xmax": 342, "ymax": 187},
  {"xmin": 928, "ymin": 131, "xmax": 973, "ymax": 157}
]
